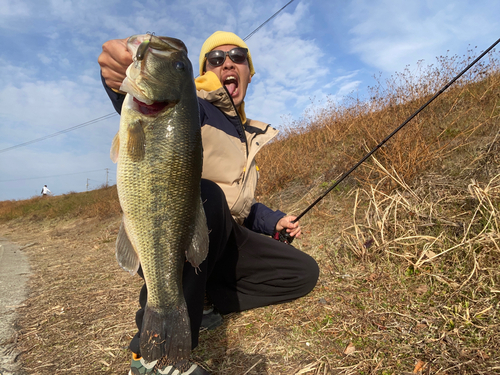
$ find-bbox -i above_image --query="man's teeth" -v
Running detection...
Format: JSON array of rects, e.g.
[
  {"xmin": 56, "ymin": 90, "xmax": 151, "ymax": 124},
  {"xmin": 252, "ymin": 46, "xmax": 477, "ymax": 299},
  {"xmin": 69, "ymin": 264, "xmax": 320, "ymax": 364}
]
[{"xmin": 224, "ymin": 76, "xmax": 238, "ymax": 96}]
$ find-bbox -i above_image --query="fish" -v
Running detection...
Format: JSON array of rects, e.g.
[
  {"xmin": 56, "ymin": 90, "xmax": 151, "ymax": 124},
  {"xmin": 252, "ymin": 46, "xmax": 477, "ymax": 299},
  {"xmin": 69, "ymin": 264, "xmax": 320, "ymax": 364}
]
[{"xmin": 110, "ymin": 34, "xmax": 209, "ymax": 363}]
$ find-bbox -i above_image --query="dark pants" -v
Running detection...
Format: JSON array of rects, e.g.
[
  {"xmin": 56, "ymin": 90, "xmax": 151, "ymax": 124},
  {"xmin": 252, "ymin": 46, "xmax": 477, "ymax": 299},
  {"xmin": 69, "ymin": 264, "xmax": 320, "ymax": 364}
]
[{"xmin": 130, "ymin": 179, "xmax": 319, "ymax": 354}]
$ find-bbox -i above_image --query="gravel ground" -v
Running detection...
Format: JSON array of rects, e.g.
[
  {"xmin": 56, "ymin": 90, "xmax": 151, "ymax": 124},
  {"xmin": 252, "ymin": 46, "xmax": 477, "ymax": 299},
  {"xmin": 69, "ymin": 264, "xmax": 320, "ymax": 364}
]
[{"xmin": 0, "ymin": 238, "xmax": 31, "ymax": 375}]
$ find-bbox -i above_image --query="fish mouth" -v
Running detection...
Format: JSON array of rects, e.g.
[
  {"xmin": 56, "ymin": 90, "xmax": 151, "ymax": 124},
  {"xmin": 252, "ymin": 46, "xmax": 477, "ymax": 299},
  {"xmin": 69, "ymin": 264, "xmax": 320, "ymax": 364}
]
[
  {"xmin": 128, "ymin": 34, "xmax": 188, "ymax": 56},
  {"xmin": 133, "ymin": 98, "xmax": 176, "ymax": 115}
]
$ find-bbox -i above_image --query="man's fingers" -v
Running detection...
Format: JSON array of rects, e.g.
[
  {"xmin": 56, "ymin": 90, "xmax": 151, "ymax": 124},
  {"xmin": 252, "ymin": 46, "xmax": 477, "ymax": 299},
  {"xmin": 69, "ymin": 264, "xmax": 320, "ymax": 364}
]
[
  {"xmin": 289, "ymin": 226, "xmax": 301, "ymax": 238},
  {"xmin": 98, "ymin": 38, "xmax": 133, "ymax": 90},
  {"xmin": 276, "ymin": 216, "xmax": 302, "ymax": 236},
  {"xmin": 102, "ymin": 70, "xmax": 127, "ymax": 89},
  {"xmin": 283, "ymin": 219, "xmax": 301, "ymax": 238}
]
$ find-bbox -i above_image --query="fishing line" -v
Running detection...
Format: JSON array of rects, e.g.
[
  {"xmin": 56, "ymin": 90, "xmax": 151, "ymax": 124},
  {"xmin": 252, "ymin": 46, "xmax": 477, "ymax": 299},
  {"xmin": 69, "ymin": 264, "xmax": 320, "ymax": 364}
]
[{"xmin": 243, "ymin": 0, "xmax": 296, "ymax": 41}]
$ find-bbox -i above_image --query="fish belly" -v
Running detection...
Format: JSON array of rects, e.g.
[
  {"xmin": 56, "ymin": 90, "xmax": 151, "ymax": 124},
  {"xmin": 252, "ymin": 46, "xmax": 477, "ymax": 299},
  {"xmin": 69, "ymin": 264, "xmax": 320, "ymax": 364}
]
[{"xmin": 117, "ymin": 109, "xmax": 204, "ymax": 362}]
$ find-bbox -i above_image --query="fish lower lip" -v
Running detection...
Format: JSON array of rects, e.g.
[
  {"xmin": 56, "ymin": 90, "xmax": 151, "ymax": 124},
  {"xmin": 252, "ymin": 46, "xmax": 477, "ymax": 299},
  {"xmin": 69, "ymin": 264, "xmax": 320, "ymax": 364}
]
[{"xmin": 133, "ymin": 98, "xmax": 172, "ymax": 115}]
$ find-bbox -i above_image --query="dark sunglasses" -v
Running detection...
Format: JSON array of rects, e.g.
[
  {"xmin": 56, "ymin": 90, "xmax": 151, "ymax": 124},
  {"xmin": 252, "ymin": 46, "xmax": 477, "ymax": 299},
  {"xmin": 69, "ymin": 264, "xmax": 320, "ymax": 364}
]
[{"xmin": 205, "ymin": 47, "xmax": 248, "ymax": 68}]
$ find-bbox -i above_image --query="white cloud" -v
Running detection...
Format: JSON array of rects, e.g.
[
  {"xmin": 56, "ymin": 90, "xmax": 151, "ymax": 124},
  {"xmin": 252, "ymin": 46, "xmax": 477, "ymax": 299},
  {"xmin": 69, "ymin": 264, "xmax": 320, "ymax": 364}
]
[
  {"xmin": 37, "ymin": 53, "xmax": 52, "ymax": 65},
  {"xmin": 49, "ymin": 0, "xmax": 75, "ymax": 18},
  {"xmin": 0, "ymin": 0, "xmax": 30, "ymax": 17},
  {"xmin": 243, "ymin": 2, "xmax": 330, "ymax": 126},
  {"xmin": 347, "ymin": 0, "xmax": 500, "ymax": 74},
  {"xmin": 0, "ymin": 67, "xmax": 118, "ymax": 200},
  {"xmin": 1, "ymin": 0, "xmax": 499, "ymax": 200},
  {"xmin": 336, "ymin": 80, "xmax": 362, "ymax": 97},
  {"xmin": 243, "ymin": 1, "xmax": 367, "ymax": 128}
]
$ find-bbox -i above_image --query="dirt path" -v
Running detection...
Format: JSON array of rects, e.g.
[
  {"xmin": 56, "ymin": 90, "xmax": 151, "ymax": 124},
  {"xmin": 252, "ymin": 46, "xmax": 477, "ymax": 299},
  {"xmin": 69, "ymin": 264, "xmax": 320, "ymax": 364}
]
[
  {"xmin": 0, "ymin": 217, "xmax": 146, "ymax": 374},
  {"xmin": 0, "ymin": 238, "xmax": 31, "ymax": 375}
]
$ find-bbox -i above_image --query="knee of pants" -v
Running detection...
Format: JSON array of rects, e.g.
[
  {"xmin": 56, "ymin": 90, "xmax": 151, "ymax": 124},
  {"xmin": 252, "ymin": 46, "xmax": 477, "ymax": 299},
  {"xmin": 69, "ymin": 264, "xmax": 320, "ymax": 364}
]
[
  {"xmin": 292, "ymin": 253, "xmax": 319, "ymax": 296},
  {"xmin": 301, "ymin": 254, "xmax": 320, "ymax": 295}
]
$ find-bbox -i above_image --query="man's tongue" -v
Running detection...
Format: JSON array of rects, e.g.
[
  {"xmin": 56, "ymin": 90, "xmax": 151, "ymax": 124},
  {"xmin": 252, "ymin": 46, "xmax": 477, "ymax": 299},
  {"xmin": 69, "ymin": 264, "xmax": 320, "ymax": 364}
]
[{"xmin": 225, "ymin": 83, "xmax": 237, "ymax": 97}]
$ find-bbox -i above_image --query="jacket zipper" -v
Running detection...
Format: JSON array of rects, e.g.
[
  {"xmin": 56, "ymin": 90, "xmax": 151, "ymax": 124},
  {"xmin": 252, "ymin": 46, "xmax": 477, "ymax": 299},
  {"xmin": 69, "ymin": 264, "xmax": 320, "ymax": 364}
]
[{"xmin": 223, "ymin": 86, "xmax": 249, "ymax": 156}]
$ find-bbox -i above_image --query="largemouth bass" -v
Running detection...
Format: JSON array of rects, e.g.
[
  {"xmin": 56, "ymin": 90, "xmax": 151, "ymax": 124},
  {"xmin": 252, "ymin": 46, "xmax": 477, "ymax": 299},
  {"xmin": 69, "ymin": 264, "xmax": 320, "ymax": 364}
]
[{"xmin": 110, "ymin": 34, "xmax": 209, "ymax": 362}]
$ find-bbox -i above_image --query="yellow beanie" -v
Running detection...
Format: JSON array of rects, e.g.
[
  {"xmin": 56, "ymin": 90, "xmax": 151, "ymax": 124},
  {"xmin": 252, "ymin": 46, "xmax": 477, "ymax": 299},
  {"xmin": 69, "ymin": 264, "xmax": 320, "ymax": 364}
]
[{"xmin": 199, "ymin": 31, "xmax": 255, "ymax": 77}]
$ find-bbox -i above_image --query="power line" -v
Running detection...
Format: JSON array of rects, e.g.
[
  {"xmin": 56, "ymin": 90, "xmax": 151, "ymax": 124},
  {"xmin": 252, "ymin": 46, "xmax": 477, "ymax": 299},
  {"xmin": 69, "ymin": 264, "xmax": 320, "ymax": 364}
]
[
  {"xmin": 1, "ymin": 0, "xmax": 296, "ymax": 154},
  {"xmin": 0, "ymin": 168, "xmax": 115, "ymax": 183},
  {"xmin": 0, "ymin": 113, "xmax": 118, "ymax": 154}
]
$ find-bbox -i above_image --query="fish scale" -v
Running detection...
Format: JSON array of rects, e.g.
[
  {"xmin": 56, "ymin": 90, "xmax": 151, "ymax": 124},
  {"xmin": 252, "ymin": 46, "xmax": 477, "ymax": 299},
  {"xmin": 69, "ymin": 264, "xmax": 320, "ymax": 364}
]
[{"xmin": 111, "ymin": 34, "xmax": 209, "ymax": 363}]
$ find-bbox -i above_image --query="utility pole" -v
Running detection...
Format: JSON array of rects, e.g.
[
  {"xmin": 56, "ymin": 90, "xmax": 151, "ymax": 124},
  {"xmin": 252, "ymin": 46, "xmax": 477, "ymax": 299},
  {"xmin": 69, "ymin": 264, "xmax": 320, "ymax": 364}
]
[
  {"xmin": 86, "ymin": 178, "xmax": 89, "ymax": 191},
  {"xmin": 105, "ymin": 168, "xmax": 109, "ymax": 187}
]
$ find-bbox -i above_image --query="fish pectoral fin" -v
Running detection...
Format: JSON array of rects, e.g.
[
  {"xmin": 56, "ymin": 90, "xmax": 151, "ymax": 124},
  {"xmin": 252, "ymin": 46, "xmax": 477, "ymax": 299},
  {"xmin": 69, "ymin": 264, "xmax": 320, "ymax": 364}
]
[
  {"xmin": 127, "ymin": 119, "xmax": 146, "ymax": 162},
  {"xmin": 110, "ymin": 132, "xmax": 120, "ymax": 163},
  {"xmin": 116, "ymin": 218, "xmax": 140, "ymax": 275},
  {"xmin": 186, "ymin": 197, "xmax": 209, "ymax": 268}
]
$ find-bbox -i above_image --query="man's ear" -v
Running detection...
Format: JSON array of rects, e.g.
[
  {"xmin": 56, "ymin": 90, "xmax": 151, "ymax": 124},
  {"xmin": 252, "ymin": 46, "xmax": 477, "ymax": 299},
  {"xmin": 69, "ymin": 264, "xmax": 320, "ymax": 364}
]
[{"xmin": 248, "ymin": 73, "xmax": 252, "ymax": 83}]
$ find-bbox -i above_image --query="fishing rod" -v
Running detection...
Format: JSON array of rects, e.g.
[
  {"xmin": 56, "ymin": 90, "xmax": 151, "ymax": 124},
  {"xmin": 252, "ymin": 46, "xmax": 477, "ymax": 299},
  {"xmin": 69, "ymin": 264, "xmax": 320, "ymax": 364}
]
[{"xmin": 275, "ymin": 36, "xmax": 500, "ymax": 245}]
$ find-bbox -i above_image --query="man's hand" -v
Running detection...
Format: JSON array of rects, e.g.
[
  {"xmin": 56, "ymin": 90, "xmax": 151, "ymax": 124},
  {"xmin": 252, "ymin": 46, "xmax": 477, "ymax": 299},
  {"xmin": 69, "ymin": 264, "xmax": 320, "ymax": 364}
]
[
  {"xmin": 97, "ymin": 38, "xmax": 133, "ymax": 90},
  {"xmin": 276, "ymin": 216, "xmax": 301, "ymax": 239}
]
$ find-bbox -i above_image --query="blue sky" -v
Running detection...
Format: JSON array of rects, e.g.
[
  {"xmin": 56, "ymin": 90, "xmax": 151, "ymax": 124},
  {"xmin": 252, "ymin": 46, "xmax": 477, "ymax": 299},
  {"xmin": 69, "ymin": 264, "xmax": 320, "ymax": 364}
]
[{"xmin": 0, "ymin": 0, "xmax": 499, "ymax": 201}]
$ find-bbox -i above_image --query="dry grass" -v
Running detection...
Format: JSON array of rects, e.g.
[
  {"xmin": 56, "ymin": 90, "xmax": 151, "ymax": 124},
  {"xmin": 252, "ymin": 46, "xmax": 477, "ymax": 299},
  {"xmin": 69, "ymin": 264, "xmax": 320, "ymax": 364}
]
[
  {"xmin": 256, "ymin": 50, "xmax": 500, "ymax": 197},
  {"xmin": 1, "ymin": 50, "xmax": 499, "ymax": 374},
  {"xmin": 0, "ymin": 216, "xmax": 140, "ymax": 374},
  {"xmin": 333, "ymin": 170, "xmax": 500, "ymax": 374},
  {"xmin": 0, "ymin": 185, "xmax": 121, "ymax": 223}
]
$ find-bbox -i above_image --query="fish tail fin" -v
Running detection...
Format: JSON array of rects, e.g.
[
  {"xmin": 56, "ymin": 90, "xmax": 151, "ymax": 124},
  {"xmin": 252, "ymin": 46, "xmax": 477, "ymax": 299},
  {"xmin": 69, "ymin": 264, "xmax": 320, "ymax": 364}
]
[
  {"xmin": 186, "ymin": 197, "xmax": 209, "ymax": 268},
  {"xmin": 140, "ymin": 302, "xmax": 191, "ymax": 362}
]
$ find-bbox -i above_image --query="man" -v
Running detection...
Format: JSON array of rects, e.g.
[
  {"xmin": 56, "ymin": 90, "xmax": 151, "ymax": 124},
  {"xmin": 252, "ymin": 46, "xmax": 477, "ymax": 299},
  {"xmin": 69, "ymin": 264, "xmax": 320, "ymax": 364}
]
[
  {"xmin": 98, "ymin": 31, "xmax": 319, "ymax": 375},
  {"xmin": 41, "ymin": 185, "xmax": 51, "ymax": 196}
]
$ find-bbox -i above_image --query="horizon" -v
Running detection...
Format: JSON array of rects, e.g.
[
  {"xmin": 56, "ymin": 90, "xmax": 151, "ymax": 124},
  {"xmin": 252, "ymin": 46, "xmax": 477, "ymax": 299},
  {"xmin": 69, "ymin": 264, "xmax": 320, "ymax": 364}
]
[{"xmin": 1, "ymin": 0, "xmax": 499, "ymax": 201}]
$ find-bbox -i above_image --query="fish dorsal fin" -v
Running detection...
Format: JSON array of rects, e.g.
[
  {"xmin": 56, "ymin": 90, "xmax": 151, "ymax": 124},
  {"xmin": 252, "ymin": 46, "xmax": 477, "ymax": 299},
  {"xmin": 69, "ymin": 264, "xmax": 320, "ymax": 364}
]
[
  {"xmin": 116, "ymin": 218, "xmax": 140, "ymax": 275},
  {"xmin": 185, "ymin": 197, "xmax": 209, "ymax": 268},
  {"xmin": 110, "ymin": 132, "xmax": 120, "ymax": 163},
  {"xmin": 127, "ymin": 119, "xmax": 146, "ymax": 162}
]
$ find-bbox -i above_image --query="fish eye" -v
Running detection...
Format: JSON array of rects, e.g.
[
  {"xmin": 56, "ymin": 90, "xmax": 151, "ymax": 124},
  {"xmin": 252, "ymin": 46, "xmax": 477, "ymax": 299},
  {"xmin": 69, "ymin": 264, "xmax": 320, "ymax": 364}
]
[{"xmin": 174, "ymin": 61, "xmax": 185, "ymax": 71}]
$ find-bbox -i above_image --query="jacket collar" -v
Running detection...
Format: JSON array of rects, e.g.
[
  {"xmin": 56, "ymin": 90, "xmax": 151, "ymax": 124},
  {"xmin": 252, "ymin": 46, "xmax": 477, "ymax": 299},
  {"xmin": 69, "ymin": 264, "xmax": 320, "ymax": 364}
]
[{"xmin": 195, "ymin": 71, "xmax": 248, "ymax": 124}]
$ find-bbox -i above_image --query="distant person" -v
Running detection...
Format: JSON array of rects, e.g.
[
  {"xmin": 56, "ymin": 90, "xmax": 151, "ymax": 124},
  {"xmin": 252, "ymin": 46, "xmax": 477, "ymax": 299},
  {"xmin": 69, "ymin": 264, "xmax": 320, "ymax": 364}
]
[{"xmin": 41, "ymin": 185, "xmax": 51, "ymax": 196}]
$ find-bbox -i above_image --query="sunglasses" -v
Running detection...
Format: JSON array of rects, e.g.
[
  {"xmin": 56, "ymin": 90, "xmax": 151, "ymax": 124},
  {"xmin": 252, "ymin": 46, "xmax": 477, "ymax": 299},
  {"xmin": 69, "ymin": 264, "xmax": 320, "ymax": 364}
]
[{"xmin": 205, "ymin": 47, "xmax": 248, "ymax": 68}]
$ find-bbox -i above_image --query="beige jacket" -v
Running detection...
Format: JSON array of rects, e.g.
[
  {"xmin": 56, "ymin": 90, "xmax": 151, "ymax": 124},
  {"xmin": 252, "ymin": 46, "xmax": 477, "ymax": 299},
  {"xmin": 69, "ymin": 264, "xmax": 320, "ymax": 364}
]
[{"xmin": 196, "ymin": 74, "xmax": 279, "ymax": 224}]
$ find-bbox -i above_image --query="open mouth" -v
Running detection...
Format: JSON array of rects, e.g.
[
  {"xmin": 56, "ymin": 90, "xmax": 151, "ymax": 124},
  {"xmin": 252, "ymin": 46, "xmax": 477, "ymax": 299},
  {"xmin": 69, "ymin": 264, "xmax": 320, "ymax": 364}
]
[
  {"xmin": 224, "ymin": 76, "xmax": 239, "ymax": 97},
  {"xmin": 133, "ymin": 98, "xmax": 173, "ymax": 115}
]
